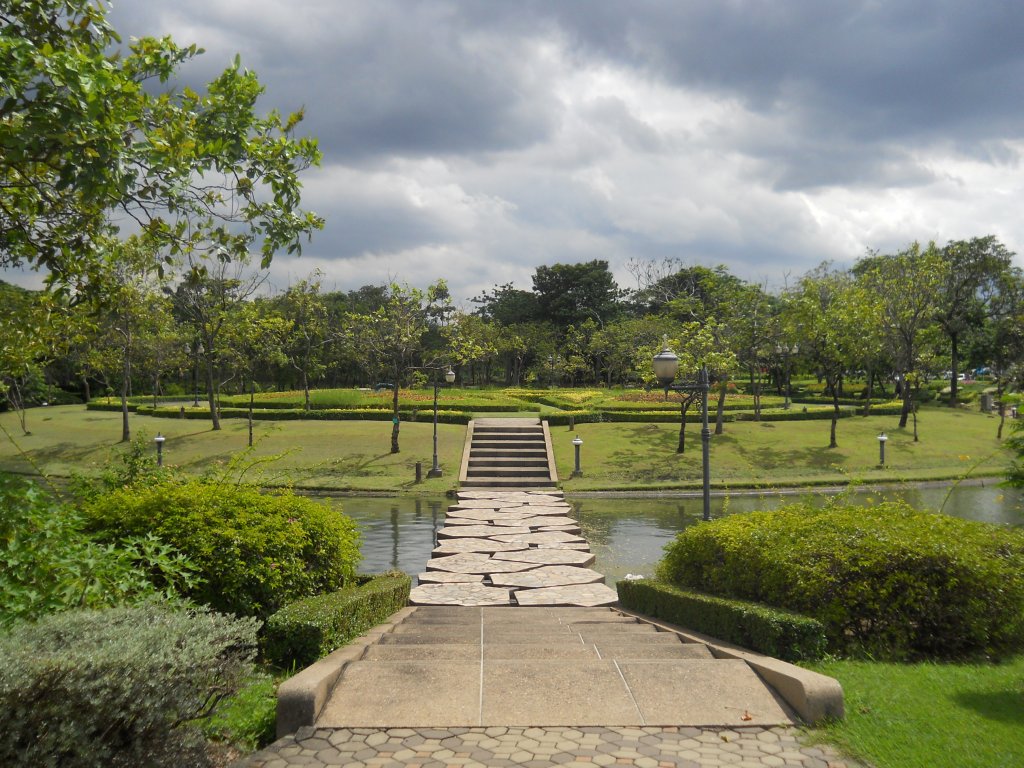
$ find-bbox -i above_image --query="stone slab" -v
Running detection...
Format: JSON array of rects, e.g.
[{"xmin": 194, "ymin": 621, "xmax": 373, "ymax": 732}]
[
  {"xmin": 513, "ymin": 583, "xmax": 619, "ymax": 607},
  {"xmin": 416, "ymin": 571, "xmax": 484, "ymax": 583},
  {"xmin": 593, "ymin": 643, "xmax": 715, "ymax": 660},
  {"xmin": 438, "ymin": 524, "xmax": 533, "ymax": 538},
  {"xmin": 363, "ymin": 644, "xmax": 482, "ymax": 661},
  {"xmin": 317, "ymin": 661, "xmax": 480, "ymax": 726},
  {"xmin": 433, "ymin": 538, "xmax": 530, "ymax": 555},
  {"xmin": 492, "ymin": 549, "xmax": 596, "ymax": 566},
  {"xmin": 442, "ymin": 509, "xmax": 534, "ymax": 522},
  {"xmin": 426, "ymin": 552, "xmax": 541, "ymax": 574},
  {"xmin": 491, "ymin": 531, "xmax": 587, "ymax": 545},
  {"xmin": 480, "ymin": 660, "xmax": 641, "ymax": 724},
  {"xmin": 619, "ymin": 659, "xmax": 796, "ymax": 726},
  {"xmin": 513, "ymin": 516, "xmax": 580, "ymax": 528},
  {"xmin": 482, "ymin": 643, "xmax": 599, "ymax": 660},
  {"xmin": 410, "ymin": 583, "xmax": 512, "ymax": 606},
  {"xmin": 489, "ymin": 566, "xmax": 605, "ymax": 589},
  {"xmin": 449, "ymin": 499, "xmax": 524, "ymax": 509}
]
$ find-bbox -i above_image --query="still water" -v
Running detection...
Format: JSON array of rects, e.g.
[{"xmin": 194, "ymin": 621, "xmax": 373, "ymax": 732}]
[{"xmin": 333, "ymin": 485, "xmax": 1024, "ymax": 585}]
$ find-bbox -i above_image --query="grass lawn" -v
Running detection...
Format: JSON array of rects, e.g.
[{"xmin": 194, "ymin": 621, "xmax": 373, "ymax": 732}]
[
  {"xmin": 1, "ymin": 403, "xmax": 1014, "ymax": 492},
  {"xmin": 552, "ymin": 407, "xmax": 1013, "ymax": 490},
  {"xmin": 0, "ymin": 405, "xmax": 465, "ymax": 492},
  {"xmin": 806, "ymin": 656, "xmax": 1024, "ymax": 768}
]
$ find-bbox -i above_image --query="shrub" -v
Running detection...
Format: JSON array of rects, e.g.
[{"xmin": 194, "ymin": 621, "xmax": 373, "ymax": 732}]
[
  {"xmin": 83, "ymin": 481, "xmax": 361, "ymax": 619},
  {"xmin": 616, "ymin": 579, "xmax": 827, "ymax": 661},
  {"xmin": 0, "ymin": 473, "xmax": 196, "ymax": 627},
  {"xmin": 657, "ymin": 500, "xmax": 1024, "ymax": 659},
  {"xmin": 0, "ymin": 601, "xmax": 259, "ymax": 768},
  {"xmin": 263, "ymin": 572, "xmax": 412, "ymax": 667}
]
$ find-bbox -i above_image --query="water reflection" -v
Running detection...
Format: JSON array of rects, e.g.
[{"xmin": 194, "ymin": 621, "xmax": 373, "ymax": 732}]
[{"xmin": 324, "ymin": 485, "xmax": 1023, "ymax": 585}]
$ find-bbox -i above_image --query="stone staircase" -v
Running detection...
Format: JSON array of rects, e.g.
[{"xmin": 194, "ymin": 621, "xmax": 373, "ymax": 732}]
[
  {"xmin": 315, "ymin": 606, "xmax": 796, "ymax": 727},
  {"xmin": 460, "ymin": 417, "xmax": 556, "ymax": 488}
]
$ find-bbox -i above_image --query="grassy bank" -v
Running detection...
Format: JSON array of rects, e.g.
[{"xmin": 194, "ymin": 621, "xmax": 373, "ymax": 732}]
[
  {"xmin": 0, "ymin": 406, "xmax": 465, "ymax": 492},
  {"xmin": 551, "ymin": 408, "xmax": 1012, "ymax": 490},
  {"xmin": 0, "ymin": 404, "xmax": 1013, "ymax": 492},
  {"xmin": 807, "ymin": 656, "xmax": 1024, "ymax": 768}
]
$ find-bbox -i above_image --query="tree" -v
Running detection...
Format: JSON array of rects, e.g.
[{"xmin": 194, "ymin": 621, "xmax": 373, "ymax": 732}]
[
  {"xmin": 0, "ymin": 282, "xmax": 58, "ymax": 435},
  {"xmin": 856, "ymin": 243, "xmax": 944, "ymax": 429},
  {"xmin": 172, "ymin": 260, "xmax": 266, "ymax": 430},
  {"xmin": 935, "ymin": 237, "xmax": 1016, "ymax": 405},
  {"xmin": 343, "ymin": 282, "xmax": 449, "ymax": 453},
  {"xmin": 532, "ymin": 260, "xmax": 621, "ymax": 331},
  {"xmin": 471, "ymin": 283, "xmax": 541, "ymax": 325},
  {"xmin": 788, "ymin": 266, "xmax": 874, "ymax": 448},
  {"xmin": 1, "ymin": 0, "xmax": 322, "ymax": 288},
  {"xmin": 278, "ymin": 275, "xmax": 331, "ymax": 411}
]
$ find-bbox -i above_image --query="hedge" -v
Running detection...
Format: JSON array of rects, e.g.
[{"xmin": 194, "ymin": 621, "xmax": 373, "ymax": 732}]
[
  {"xmin": 657, "ymin": 500, "xmax": 1024, "ymax": 660},
  {"xmin": 139, "ymin": 406, "xmax": 473, "ymax": 424},
  {"xmin": 263, "ymin": 572, "xmax": 412, "ymax": 667},
  {"xmin": 616, "ymin": 579, "xmax": 827, "ymax": 661},
  {"xmin": 83, "ymin": 481, "xmax": 361, "ymax": 620}
]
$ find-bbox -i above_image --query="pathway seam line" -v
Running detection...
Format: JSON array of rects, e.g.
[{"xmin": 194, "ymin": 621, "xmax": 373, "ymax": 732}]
[{"xmin": 612, "ymin": 658, "xmax": 645, "ymax": 725}]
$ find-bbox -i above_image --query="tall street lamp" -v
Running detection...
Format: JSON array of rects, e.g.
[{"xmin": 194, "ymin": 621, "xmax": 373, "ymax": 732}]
[
  {"xmin": 154, "ymin": 432, "xmax": 165, "ymax": 467},
  {"xmin": 427, "ymin": 365, "xmax": 457, "ymax": 478},
  {"xmin": 653, "ymin": 341, "xmax": 712, "ymax": 522}
]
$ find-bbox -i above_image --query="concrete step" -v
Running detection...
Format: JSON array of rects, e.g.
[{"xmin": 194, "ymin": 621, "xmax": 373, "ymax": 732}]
[
  {"xmin": 317, "ymin": 658, "xmax": 796, "ymax": 727},
  {"xmin": 460, "ymin": 478, "xmax": 556, "ymax": 488},
  {"xmin": 471, "ymin": 433, "xmax": 545, "ymax": 442},
  {"xmin": 469, "ymin": 458, "xmax": 549, "ymax": 468},
  {"xmin": 593, "ymin": 643, "xmax": 715, "ymax": 660},
  {"xmin": 466, "ymin": 468, "xmax": 550, "ymax": 479}
]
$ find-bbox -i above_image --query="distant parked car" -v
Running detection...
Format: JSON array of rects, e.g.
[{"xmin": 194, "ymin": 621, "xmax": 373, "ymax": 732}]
[{"xmin": 373, "ymin": 382, "xmax": 395, "ymax": 392}]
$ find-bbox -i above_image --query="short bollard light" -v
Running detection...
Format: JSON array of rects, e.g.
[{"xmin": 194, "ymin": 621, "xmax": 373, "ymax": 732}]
[
  {"xmin": 571, "ymin": 434, "xmax": 583, "ymax": 478},
  {"xmin": 154, "ymin": 433, "xmax": 166, "ymax": 467},
  {"xmin": 877, "ymin": 431, "xmax": 888, "ymax": 465}
]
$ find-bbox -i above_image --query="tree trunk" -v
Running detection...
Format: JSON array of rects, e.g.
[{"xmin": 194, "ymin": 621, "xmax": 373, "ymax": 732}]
[
  {"xmin": 302, "ymin": 368, "xmax": 310, "ymax": 411},
  {"xmin": 949, "ymin": 332, "xmax": 959, "ymax": 406},
  {"xmin": 82, "ymin": 376, "xmax": 91, "ymax": 403},
  {"xmin": 206, "ymin": 356, "xmax": 220, "ymax": 431},
  {"xmin": 715, "ymin": 381, "xmax": 727, "ymax": 435},
  {"xmin": 121, "ymin": 353, "xmax": 131, "ymax": 443},
  {"xmin": 996, "ymin": 384, "xmax": 1006, "ymax": 439},
  {"xmin": 248, "ymin": 375, "xmax": 255, "ymax": 447},
  {"xmin": 390, "ymin": 382, "xmax": 400, "ymax": 453},
  {"xmin": 898, "ymin": 375, "xmax": 911, "ymax": 428},
  {"xmin": 829, "ymin": 376, "xmax": 839, "ymax": 448},
  {"xmin": 863, "ymin": 367, "xmax": 873, "ymax": 416}
]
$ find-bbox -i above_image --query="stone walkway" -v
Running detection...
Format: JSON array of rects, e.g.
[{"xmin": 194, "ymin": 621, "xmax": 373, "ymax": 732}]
[
  {"xmin": 238, "ymin": 725, "xmax": 863, "ymax": 767},
  {"xmin": 410, "ymin": 490, "xmax": 618, "ymax": 607}
]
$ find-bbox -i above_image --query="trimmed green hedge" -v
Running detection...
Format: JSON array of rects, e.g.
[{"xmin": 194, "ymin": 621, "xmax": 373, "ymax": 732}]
[
  {"xmin": 657, "ymin": 500, "xmax": 1024, "ymax": 660},
  {"xmin": 616, "ymin": 579, "xmax": 827, "ymax": 661},
  {"xmin": 263, "ymin": 572, "xmax": 412, "ymax": 667},
  {"xmin": 139, "ymin": 406, "xmax": 472, "ymax": 424}
]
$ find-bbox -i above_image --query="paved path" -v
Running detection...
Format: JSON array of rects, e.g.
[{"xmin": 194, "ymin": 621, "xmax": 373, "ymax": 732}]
[{"xmin": 238, "ymin": 725, "xmax": 863, "ymax": 767}]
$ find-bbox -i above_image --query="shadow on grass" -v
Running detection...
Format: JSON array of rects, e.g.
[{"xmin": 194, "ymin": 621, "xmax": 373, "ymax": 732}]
[{"xmin": 952, "ymin": 690, "xmax": 1024, "ymax": 724}]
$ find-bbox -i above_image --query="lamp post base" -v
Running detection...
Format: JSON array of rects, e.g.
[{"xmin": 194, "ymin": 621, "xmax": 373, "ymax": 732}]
[
  {"xmin": 570, "ymin": 470, "xmax": 583, "ymax": 478},
  {"xmin": 427, "ymin": 468, "xmax": 443, "ymax": 478}
]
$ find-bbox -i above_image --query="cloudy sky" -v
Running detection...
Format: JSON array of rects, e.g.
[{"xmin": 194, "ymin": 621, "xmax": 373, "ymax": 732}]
[{"xmin": 27, "ymin": 1, "xmax": 1024, "ymax": 303}]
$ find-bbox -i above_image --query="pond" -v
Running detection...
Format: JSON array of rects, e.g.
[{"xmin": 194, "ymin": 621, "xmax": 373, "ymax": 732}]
[{"xmin": 333, "ymin": 484, "xmax": 1024, "ymax": 585}]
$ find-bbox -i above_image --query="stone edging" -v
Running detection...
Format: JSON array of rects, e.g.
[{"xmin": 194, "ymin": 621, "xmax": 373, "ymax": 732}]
[
  {"xmin": 275, "ymin": 606, "xmax": 418, "ymax": 738},
  {"xmin": 615, "ymin": 607, "xmax": 844, "ymax": 724},
  {"xmin": 541, "ymin": 420, "xmax": 559, "ymax": 483},
  {"xmin": 458, "ymin": 419, "xmax": 475, "ymax": 484}
]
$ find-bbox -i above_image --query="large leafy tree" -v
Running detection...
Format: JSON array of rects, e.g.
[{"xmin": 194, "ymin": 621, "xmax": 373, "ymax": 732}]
[
  {"xmin": 935, "ymin": 236, "xmax": 1016, "ymax": 405},
  {"xmin": 532, "ymin": 260, "xmax": 621, "ymax": 330},
  {"xmin": 277, "ymin": 275, "xmax": 331, "ymax": 411},
  {"xmin": 343, "ymin": 282, "xmax": 450, "ymax": 454},
  {"xmin": 0, "ymin": 0, "xmax": 322, "ymax": 288}
]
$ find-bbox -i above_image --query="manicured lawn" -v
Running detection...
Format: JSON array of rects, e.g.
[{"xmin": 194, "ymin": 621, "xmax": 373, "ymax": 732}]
[
  {"xmin": 807, "ymin": 656, "xmax": 1024, "ymax": 768},
  {"xmin": 0, "ymin": 406, "xmax": 465, "ymax": 492},
  {"xmin": 552, "ymin": 407, "xmax": 1013, "ymax": 490},
  {"xmin": 1, "ymin": 403, "xmax": 1013, "ymax": 492}
]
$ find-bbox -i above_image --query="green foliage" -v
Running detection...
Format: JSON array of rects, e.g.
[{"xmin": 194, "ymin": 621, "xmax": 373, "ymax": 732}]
[
  {"xmin": 0, "ymin": 473, "xmax": 197, "ymax": 628},
  {"xmin": 140, "ymin": 404, "xmax": 474, "ymax": 424},
  {"xmin": 657, "ymin": 500, "xmax": 1024, "ymax": 659},
  {"xmin": 0, "ymin": 601, "xmax": 259, "ymax": 768},
  {"xmin": 263, "ymin": 572, "xmax": 412, "ymax": 667},
  {"xmin": 616, "ymin": 579, "xmax": 827, "ymax": 661},
  {"xmin": 83, "ymin": 480, "xmax": 361, "ymax": 618},
  {"xmin": 1009, "ymin": 417, "xmax": 1024, "ymax": 487},
  {"xmin": 202, "ymin": 671, "xmax": 278, "ymax": 752}
]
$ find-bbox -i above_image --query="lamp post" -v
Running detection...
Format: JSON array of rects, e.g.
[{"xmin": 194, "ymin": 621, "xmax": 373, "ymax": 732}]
[
  {"xmin": 654, "ymin": 341, "xmax": 712, "ymax": 521},
  {"xmin": 571, "ymin": 434, "xmax": 583, "ymax": 477},
  {"xmin": 427, "ymin": 365, "xmax": 456, "ymax": 478},
  {"xmin": 154, "ymin": 433, "xmax": 165, "ymax": 467},
  {"xmin": 877, "ymin": 431, "xmax": 888, "ymax": 465},
  {"xmin": 775, "ymin": 343, "xmax": 799, "ymax": 409}
]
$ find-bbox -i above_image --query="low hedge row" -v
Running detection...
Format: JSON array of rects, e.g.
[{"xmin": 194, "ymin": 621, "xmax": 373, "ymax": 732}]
[
  {"xmin": 792, "ymin": 396, "xmax": 900, "ymax": 406},
  {"xmin": 616, "ymin": 579, "xmax": 827, "ymax": 661},
  {"xmin": 138, "ymin": 406, "xmax": 473, "ymax": 425},
  {"xmin": 86, "ymin": 401, "xmax": 138, "ymax": 413},
  {"xmin": 263, "ymin": 572, "xmax": 412, "ymax": 668},
  {"xmin": 547, "ymin": 407, "xmax": 846, "ymax": 425},
  {"xmin": 657, "ymin": 500, "xmax": 1024, "ymax": 660}
]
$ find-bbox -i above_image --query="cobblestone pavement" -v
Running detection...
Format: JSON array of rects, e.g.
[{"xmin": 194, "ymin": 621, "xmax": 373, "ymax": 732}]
[{"xmin": 235, "ymin": 725, "xmax": 865, "ymax": 767}]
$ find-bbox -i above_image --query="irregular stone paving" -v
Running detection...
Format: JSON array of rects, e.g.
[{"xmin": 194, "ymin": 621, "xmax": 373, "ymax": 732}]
[
  {"xmin": 411, "ymin": 490, "xmax": 617, "ymax": 606},
  {"xmin": 236, "ymin": 725, "xmax": 865, "ymax": 767}
]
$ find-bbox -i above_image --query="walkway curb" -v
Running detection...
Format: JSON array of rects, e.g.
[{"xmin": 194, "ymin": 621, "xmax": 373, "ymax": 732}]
[
  {"xmin": 275, "ymin": 607, "xmax": 418, "ymax": 738},
  {"xmin": 617, "ymin": 607, "xmax": 844, "ymax": 724}
]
